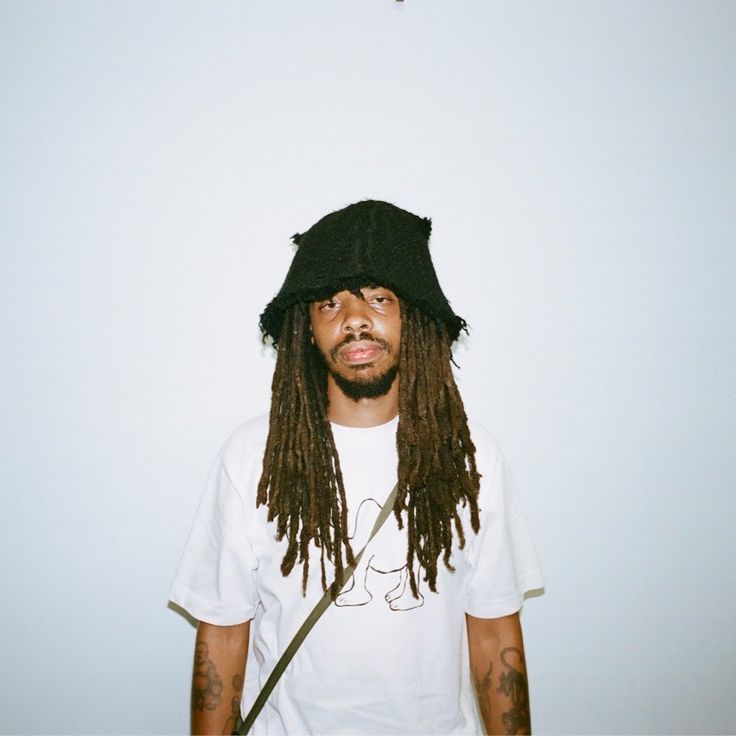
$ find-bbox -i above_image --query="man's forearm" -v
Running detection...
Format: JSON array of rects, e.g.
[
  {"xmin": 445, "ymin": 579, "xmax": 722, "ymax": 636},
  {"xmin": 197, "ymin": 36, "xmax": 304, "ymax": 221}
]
[
  {"xmin": 467, "ymin": 612, "xmax": 531, "ymax": 735},
  {"xmin": 191, "ymin": 621, "xmax": 250, "ymax": 736}
]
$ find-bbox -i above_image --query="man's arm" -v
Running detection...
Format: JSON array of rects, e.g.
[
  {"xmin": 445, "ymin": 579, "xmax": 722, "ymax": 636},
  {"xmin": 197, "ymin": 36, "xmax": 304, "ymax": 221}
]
[
  {"xmin": 191, "ymin": 621, "xmax": 250, "ymax": 736},
  {"xmin": 466, "ymin": 612, "xmax": 531, "ymax": 736}
]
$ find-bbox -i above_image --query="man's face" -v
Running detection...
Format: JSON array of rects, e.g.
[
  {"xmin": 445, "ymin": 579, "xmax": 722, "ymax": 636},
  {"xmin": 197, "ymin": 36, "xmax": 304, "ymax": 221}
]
[{"xmin": 309, "ymin": 286, "xmax": 401, "ymax": 401}]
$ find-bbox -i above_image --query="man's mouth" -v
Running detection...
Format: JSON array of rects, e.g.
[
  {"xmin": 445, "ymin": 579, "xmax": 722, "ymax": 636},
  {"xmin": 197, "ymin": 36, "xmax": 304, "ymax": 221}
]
[
  {"xmin": 338, "ymin": 340, "xmax": 385, "ymax": 365},
  {"xmin": 329, "ymin": 332, "xmax": 391, "ymax": 366}
]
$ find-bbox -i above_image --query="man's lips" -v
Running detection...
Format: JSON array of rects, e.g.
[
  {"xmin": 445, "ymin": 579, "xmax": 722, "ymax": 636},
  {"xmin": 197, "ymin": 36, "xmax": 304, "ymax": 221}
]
[{"xmin": 336, "ymin": 340, "xmax": 385, "ymax": 365}]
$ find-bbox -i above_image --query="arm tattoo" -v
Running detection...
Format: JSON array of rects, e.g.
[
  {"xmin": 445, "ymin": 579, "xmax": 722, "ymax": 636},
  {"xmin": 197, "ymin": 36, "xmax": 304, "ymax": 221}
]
[
  {"xmin": 222, "ymin": 673, "xmax": 245, "ymax": 733},
  {"xmin": 191, "ymin": 641, "xmax": 223, "ymax": 712},
  {"xmin": 497, "ymin": 647, "xmax": 530, "ymax": 735},
  {"xmin": 472, "ymin": 662, "xmax": 493, "ymax": 727}
]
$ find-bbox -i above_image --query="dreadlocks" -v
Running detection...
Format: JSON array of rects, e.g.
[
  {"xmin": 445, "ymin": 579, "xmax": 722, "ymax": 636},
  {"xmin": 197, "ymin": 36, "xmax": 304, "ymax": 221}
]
[{"xmin": 256, "ymin": 300, "xmax": 481, "ymax": 598}]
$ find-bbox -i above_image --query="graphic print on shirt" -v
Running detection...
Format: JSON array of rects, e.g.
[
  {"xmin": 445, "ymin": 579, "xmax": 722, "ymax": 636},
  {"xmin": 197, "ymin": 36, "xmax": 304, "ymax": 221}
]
[{"xmin": 335, "ymin": 496, "xmax": 424, "ymax": 611}]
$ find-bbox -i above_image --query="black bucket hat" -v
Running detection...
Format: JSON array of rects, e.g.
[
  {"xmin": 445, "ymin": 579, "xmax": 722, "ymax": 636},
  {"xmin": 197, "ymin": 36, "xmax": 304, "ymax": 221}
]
[{"xmin": 259, "ymin": 200, "xmax": 466, "ymax": 344}]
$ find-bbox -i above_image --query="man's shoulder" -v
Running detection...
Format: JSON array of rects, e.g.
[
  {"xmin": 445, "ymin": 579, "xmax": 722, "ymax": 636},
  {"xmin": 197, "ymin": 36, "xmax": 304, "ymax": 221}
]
[
  {"xmin": 213, "ymin": 413, "xmax": 503, "ymax": 474},
  {"xmin": 216, "ymin": 413, "xmax": 270, "ymax": 480},
  {"xmin": 466, "ymin": 416, "xmax": 503, "ymax": 465}
]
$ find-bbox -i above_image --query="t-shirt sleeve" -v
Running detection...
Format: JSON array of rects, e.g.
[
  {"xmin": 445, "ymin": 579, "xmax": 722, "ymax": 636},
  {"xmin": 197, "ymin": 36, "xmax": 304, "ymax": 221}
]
[
  {"xmin": 465, "ymin": 438, "xmax": 544, "ymax": 619},
  {"xmin": 169, "ymin": 453, "xmax": 259, "ymax": 625}
]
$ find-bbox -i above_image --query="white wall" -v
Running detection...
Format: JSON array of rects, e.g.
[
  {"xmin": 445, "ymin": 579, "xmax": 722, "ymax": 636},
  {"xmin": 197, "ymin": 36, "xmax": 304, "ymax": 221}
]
[{"xmin": 1, "ymin": 1, "xmax": 733, "ymax": 733}]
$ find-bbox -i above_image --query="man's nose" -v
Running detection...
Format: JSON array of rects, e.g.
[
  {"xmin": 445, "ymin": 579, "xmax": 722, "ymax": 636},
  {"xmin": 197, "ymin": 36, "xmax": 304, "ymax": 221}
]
[{"xmin": 342, "ymin": 297, "xmax": 372, "ymax": 333}]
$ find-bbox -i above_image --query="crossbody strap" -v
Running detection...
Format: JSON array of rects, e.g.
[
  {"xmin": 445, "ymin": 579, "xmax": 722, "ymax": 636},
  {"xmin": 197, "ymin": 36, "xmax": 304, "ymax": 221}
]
[{"xmin": 236, "ymin": 482, "xmax": 400, "ymax": 735}]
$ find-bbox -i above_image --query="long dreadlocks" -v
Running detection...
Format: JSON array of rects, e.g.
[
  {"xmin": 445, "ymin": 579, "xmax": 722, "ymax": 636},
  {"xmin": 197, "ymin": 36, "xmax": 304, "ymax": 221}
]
[{"xmin": 256, "ymin": 299, "xmax": 481, "ymax": 598}]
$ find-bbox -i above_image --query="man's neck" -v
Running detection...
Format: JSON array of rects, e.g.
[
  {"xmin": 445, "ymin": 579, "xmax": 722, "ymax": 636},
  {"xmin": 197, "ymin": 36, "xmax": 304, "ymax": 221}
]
[{"xmin": 326, "ymin": 375, "xmax": 399, "ymax": 427}]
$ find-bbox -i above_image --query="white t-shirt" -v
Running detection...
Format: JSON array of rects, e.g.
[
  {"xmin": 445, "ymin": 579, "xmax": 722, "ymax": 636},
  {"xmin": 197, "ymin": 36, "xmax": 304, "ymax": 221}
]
[{"xmin": 170, "ymin": 415, "xmax": 543, "ymax": 735}]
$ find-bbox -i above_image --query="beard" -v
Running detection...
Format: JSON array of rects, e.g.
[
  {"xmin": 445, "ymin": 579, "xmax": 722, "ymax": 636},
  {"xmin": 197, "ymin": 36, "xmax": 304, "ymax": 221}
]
[
  {"xmin": 329, "ymin": 362, "xmax": 399, "ymax": 401},
  {"xmin": 318, "ymin": 331, "xmax": 399, "ymax": 401}
]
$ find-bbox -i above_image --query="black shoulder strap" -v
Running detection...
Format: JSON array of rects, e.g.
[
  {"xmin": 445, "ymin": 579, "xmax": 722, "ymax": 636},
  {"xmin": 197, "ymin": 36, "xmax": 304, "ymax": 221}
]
[{"xmin": 235, "ymin": 482, "xmax": 400, "ymax": 735}]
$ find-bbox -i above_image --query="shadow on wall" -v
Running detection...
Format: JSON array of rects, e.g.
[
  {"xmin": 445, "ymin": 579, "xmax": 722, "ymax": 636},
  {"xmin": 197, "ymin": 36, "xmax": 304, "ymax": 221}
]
[
  {"xmin": 524, "ymin": 588, "xmax": 544, "ymax": 602},
  {"xmin": 168, "ymin": 601, "xmax": 198, "ymax": 629}
]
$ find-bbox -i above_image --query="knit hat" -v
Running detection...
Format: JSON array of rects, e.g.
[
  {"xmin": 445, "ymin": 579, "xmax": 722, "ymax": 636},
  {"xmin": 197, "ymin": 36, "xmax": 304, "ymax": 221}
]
[{"xmin": 259, "ymin": 199, "xmax": 466, "ymax": 343}]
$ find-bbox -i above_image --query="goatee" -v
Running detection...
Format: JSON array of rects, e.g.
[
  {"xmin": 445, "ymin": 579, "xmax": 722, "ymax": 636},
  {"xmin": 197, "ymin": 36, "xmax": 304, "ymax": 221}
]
[{"xmin": 329, "ymin": 364, "xmax": 399, "ymax": 401}]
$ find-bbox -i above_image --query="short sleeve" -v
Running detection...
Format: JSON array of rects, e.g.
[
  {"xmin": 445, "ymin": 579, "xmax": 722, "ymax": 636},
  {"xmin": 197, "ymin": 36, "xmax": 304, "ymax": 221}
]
[
  {"xmin": 169, "ymin": 453, "xmax": 259, "ymax": 625},
  {"xmin": 465, "ymin": 437, "xmax": 544, "ymax": 618}
]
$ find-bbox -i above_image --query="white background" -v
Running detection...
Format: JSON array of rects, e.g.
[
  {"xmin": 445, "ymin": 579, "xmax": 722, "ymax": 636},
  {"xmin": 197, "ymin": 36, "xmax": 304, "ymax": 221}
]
[{"xmin": 1, "ymin": 1, "xmax": 734, "ymax": 734}]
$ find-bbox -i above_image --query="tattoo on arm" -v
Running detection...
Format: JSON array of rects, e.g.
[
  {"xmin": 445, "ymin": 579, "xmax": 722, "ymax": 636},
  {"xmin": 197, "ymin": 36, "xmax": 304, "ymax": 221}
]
[
  {"xmin": 222, "ymin": 673, "xmax": 244, "ymax": 733},
  {"xmin": 191, "ymin": 642, "xmax": 223, "ymax": 712},
  {"xmin": 472, "ymin": 662, "xmax": 494, "ymax": 727},
  {"xmin": 497, "ymin": 647, "xmax": 530, "ymax": 735}
]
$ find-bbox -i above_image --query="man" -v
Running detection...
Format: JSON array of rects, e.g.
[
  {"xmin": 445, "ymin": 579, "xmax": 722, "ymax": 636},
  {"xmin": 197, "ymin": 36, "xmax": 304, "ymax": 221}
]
[{"xmin": 170, "ymin": 200, "xmax": 543, "ymax": 735}]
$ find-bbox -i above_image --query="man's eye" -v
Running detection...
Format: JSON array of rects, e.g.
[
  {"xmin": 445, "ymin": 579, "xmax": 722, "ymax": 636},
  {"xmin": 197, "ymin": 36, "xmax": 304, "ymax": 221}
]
[
  {"xmin": 320, "ymin": 300, "xmax": 338, "ymax": 311},
  {"xmin": 372, "ymin": 296, "xmax": 390, "ymax": 304}
]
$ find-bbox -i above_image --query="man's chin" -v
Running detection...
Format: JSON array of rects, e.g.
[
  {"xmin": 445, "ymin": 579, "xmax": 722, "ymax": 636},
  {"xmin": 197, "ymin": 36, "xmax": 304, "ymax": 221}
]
[{"xmin": 330, "ymin": 365, "xmax": 398, "ymax": 401}]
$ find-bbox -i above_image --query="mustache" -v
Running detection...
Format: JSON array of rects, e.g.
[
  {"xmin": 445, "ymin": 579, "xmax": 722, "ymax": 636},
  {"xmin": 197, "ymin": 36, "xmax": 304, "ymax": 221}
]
[{"xmin": 329, "ymin": 332, "xmax": 391, "ymax": 362}]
